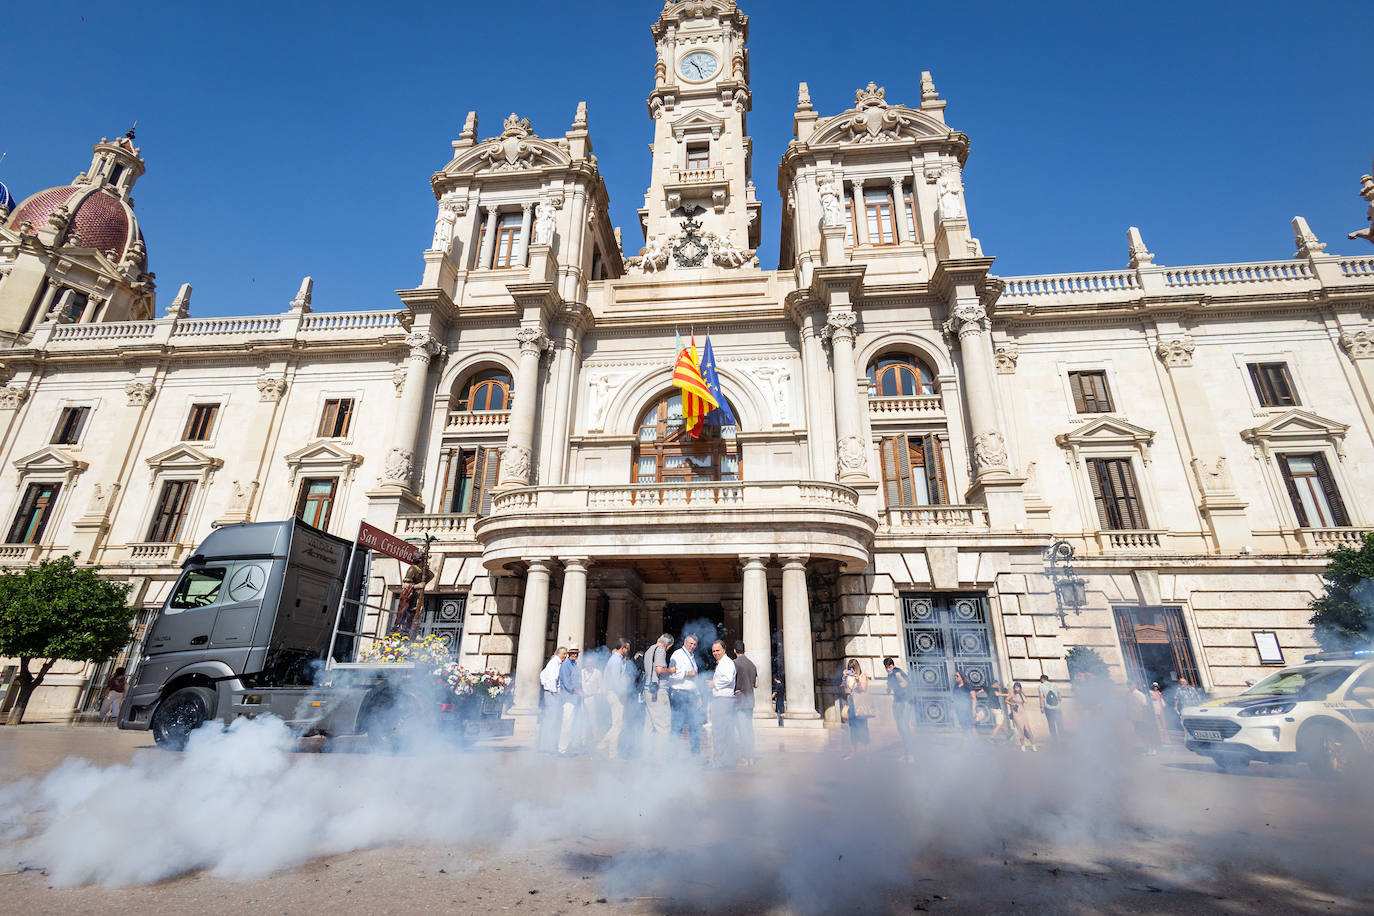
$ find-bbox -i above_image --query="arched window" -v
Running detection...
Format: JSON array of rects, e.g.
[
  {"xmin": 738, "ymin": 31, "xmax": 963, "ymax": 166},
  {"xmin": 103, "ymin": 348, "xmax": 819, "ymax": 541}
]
[
  {"xmin": 456, "ymin": 369, "xmax": 512, "ymax": 412},
  {"xmin": 632, "ymin": 392, "xmax": 741, "ymax": 484},
  {"xmin": 867, "ymin": 354, "xmax": 938, "ymax": 398}
]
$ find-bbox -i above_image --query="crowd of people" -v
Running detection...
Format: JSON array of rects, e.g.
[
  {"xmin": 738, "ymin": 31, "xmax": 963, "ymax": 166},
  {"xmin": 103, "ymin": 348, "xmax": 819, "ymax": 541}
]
[{"xmin": 531, "ymin": 633, "xmax": 1208, "ymax": 763}]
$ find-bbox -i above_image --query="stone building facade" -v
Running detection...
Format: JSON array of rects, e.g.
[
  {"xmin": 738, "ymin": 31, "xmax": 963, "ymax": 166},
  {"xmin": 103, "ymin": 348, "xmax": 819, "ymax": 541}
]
[{"xmin": 1, "ymin": 0, "xmax": 1371, "ymax": 724}]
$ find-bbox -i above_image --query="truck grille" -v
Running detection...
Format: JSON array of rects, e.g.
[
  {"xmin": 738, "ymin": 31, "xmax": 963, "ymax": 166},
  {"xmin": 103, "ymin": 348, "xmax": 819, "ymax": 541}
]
[{"xmin": 1184, "ymin": 717, "xmax": 1240, "ymax": 739}]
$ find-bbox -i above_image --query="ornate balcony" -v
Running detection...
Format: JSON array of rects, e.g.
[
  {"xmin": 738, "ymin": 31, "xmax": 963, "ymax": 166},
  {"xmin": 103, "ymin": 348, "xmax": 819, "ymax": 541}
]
[
  {"xmin": 1094, "ymin": 530, "xmax": 1171, "ymax": 552},
  {"xmin": 445, "ymin": 410, "xmax": 511, "ymax": 432},
  {"xmin": 397, "ymin": 513, "xmax": 478, "ymax": 541},
  {"xmin": 0, "ymin": 544, "xmax": 39, "ymax": 564},
  {"xmin": 883, "ymin": 505, "xmax": 985, "ymax": 529},
  {"xmin": 1296, "ymin": 527, "xmax": 1373, "ymax": 552},
  {"xmin": 126, "ymin": 543, "xmax": 187, "ymax": 564},
  {"xmin": 867, "ymin": 395, "xmax": 944, "ymax": 419},
  {"xmin": 475, "ymin": 480, "xmax": 877, "ymax": 571}
]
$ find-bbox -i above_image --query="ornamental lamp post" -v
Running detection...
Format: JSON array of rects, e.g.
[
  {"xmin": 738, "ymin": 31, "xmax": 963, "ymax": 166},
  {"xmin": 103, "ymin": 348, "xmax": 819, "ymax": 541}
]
[{"xmin": 1043, "ymin": 538, "xmax": 1087, "ymax": 628}]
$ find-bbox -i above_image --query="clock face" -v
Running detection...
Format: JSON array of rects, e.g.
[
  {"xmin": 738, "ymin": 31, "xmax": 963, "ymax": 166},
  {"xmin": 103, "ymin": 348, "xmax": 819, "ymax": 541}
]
[{"xmin": 679, "ymin": 51, "xmax": 719, "ymax": 82}]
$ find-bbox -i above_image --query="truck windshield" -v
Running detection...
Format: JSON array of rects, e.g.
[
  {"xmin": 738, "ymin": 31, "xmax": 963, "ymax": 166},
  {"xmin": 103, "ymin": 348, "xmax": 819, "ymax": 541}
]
[
  {"xmin": 169, "ymin": 567, "xmax": 226, "ymax": 611},
  {"xmin": 1243, "ymin": 665, "xmax": 1354, "ymax": 698}
]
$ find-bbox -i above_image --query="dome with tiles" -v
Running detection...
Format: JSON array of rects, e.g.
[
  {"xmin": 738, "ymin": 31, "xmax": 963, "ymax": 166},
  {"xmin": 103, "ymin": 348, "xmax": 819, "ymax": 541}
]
[{"xmin": 6, "ymin": 184, "xmax": 144, "ymax": 269}]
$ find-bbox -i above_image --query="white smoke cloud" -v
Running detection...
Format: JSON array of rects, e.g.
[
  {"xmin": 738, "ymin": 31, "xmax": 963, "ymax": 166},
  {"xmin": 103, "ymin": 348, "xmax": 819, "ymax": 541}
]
[{"xmin": 1, "ymin": 705, "xmax": 1370, "ymax": 911}]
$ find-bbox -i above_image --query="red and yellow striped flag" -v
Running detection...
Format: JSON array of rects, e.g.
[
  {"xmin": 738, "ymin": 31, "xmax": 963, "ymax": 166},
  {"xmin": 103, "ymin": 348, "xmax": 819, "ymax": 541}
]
[{"xmin": 672, "ymin": 334, "xmax": 718, "ymax": 439}]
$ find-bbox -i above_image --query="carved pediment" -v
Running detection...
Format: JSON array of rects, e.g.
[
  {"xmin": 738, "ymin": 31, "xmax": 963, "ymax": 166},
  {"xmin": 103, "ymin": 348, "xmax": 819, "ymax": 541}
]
[
  {"xmin": 809, "ymin": 96, "xmax": 950, "ymax": 148},
  {"xmin": 444, "ymin": 115, "xmax": 572, "ymax": 175},
  {"xmin": 671, "ymin": 110, "xmax": 726, "ymax": 140},
  {"xmin": 284, "ymin": 440, "xmax": 363, "ymax": 481},
  {"xmin": 146, "ymin": 443, "xmax": 223, "ymax": 472},
  {"xmin": 1056, "ymin": 416, "xmax": 1156, "ymax": 449},
  {"xmin": 1241, "ymin": 409, "xmax": 1349, "ymax": 449},
  {"xmin": 13, "ymin": 446, "xmax": 88, "ymax": 475}
]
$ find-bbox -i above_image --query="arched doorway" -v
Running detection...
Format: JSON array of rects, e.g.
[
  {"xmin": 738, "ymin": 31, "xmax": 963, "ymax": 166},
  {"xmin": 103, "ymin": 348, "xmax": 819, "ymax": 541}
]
[{"xmin": 632, "ymin": 391, "xmax": 741, "ymax": 484}]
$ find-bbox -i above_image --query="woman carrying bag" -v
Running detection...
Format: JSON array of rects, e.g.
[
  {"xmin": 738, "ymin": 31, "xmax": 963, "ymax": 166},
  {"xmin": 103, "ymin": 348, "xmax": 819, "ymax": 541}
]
[{"xmin": 841, "ymin": 658, "xmax": 873, "ymax": 758}]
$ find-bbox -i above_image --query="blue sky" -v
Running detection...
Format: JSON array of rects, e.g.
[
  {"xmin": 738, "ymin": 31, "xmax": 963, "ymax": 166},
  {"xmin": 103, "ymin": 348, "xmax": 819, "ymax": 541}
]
[{"xmin": 3, "ymin": 1, "xmax": 1369, "ymax": 318}]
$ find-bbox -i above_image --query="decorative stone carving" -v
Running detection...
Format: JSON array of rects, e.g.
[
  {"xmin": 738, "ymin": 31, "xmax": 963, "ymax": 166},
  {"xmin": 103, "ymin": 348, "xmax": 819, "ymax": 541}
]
[
  {"xmin": 818, "ymin": 173, "xmax": 844, "ymax": 228},
  {"xmin": 972, "ymin": 431, "xmax": 1009, "ymax": 472},
  {"xmin": 1156, "ymin": 336, "xmax": 1196, "ymax": 368},
  {"xmin": 920, "ymin": 70, "xmax": 940, "ymax": 102},
  {"xmin": 166, "ymin": 283, "xmax": 192, "ymax": 319},
  {"xmin": 994, "ymin": 344, "xmax": 1019, "ymax": 374},
  {"xmin": 125, "ymin": 380, "xmax": 155, "ymax": 406},
  {"xmin": 405, "ymin": 331, "xmax": 442, "ymax": 361},
  {"xmin": 288, "ymin": 277, "xmax": 313, "ymax": 313},
  {"xmin": 227, "ymin": 480, "xmax": 258, "ymax": 513},
  {"xmin": 841, "ymin": 83, "xmax": 903, "ymax": 143},
  {"xmin": 393, "ymin": 367, "xmax": 408, "ymax": 396},
  {"xmin": 708, "ymin": 230, "xmax": 758, "ymax": 268},
  {"xmin": 797, "ymin": 82, "xmax": 812, "ymax": 111},
  {"xmin": 754, "ymin": 366, "xmax": 792, "ymax": 424},
  {"xmin": 1191, "ymin": 457, "xmax": 1234, "ymax": 495},
  {"xmin": 516, "ymin": 327, "xmax": 551, "ymax": 356},
  {"xmin": 935, "ymin": 167, "xmax": 965, "ymax": 221},
  {"xmin": 837, "ymin": 435, "xmax": 868, "ymax": 476},
  {"xmin": 1340, "ymin": 329, "xmax": 1374, "ymax": 360},
  {"xmin": 85, "ymin": 482, "xmax": 119, "ymax": 517},
  {"xmin": 943, "ymin": 301, "xmax": 987, "ymax": 339},
  {"xmin": 476, "ymin": 113, "xmax": 548, "ymax": 172},
  {"xmin": 671, "ymin": 206, "xmax": 711, "ymax": 268},
  {"xmin": 626, "ymin": 236, "xmax": 670, "ymax": 273},
  {"xmin": 383, "ymin": 447, "xmax": 413, "ymax": 485},
  {"xmin": 1127, "ymin": 226, "xmax": 1155, "ymax": 268},
  {"xmin": 586, "ymin": 372, "xmax": 624, "ymax": 432},
  {"xmin": 48, "ymin": 204, "xmax": 72, "ymax": 234},
  {"xmin": 1291, "ymin": 216, "xmax": 1326, "ymax": 257},
  {"xmin": 257, "ymin": 376, "xmax": 287, "ymax": 402},
  {"xmin": 458, "ymin": 110, "xmax": 478, "ymax": 144},
  {"xmin": 431, "ymin": 198, "xmax": 459, "ymax": 252},
  {"xmin": 502, "ymin": 443, "xmax": 532, "ymax": 484},
  {"xmin": 532, "ymin": 197, "xmax": 558, "ymax": 247},
  {"xmin": 824, "ymin": 310, "xmax": 858, "ymax": 345},
  {"xmin": 1347, "ymin": 160, "xmax": 1374, "ymax": 244}
]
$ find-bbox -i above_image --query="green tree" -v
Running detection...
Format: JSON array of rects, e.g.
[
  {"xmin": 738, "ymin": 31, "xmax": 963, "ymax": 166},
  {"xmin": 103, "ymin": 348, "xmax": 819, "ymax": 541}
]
[
  {"xmin": 1309, "ymin": 532, "xmax": 1374, "ymax": 651},
  {"xmin": 1064, "ymin": 645, "xmax": 1110, "ymax": 680},
  {"xmin": 0, "ymin": 556, "xmax": 134, "ymax": 725}
]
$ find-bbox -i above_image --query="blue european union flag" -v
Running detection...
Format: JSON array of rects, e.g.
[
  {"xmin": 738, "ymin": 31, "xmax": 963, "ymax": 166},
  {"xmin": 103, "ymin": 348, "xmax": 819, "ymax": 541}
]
[{"xmin": 700, "ymin": 336, "xmax": 737, "ymax": 426}]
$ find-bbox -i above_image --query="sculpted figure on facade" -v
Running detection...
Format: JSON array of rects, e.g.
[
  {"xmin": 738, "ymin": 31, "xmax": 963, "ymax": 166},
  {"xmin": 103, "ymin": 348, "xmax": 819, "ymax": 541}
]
[
  {"xmin": 431, "ymin": 199, "xmax": 459, "ymax": 253},
  {"xmin": 1347, "ymin": 162, "xmax": 1374, "ymax": 244},
  {"xmin": 585, "ymin": 371, "xmax": 621, "ymax": 432},
  {"xmin": 533, "ymin": 198, "xmax": 559, "ymax": 247},
  {"xmin": 844, "ymin": 83, "xmax": 903, "ymax": 143},
  {"xmin": 626, "ymin": 236, "xmax": 670, "ymax": 273},
  {"xmin": 477, "ymin": 113, "xmax": 547, "ymax": 172},
  {"xmin": 936, "ymin": 167, "xmax": 966, "ymax": 221},
  {"xmin": 837, "ymin": 434, "xmax": 868, "ymax": 476},
  {"xmin": 993, "ymin": 344, "xmax": 1019, "ymax": 374},
  {"xmin": 502, "ymin": 443, "xmax": 533, "ymax": 485},
  {"xmin": 817, "ymin": 173, "xmax": 844, "ymax": 228},
  {"xmin": 1340, "ymin": 328, "xmax": 1374, "ymax": 361},
  {"xmin": 383, "ymin": 447, "xmax": 413, "ymax": 486},
  {"xmin": 257, "ymin": 376, "xmax": 287, "ymax": 402},
  {"xmin": 392, "ymin": 367, "xmax": 408, "ymax": 397},
  {"xmin": 1157, "ymin": 336, "xmax": 1196, "ymax": 368},
  {"xmin": 125, "ymin": 380, "xmax": 155, "ymax": 407},
  {"xmin": 754, "ymin": 365, "xmax": 792, "ymax": 424},
  {"xmin": 972, "ymin": 431, "xmax": 1009, "ymax": 473},
  {"xmin": 0, "ymin": 387, "xmax": 28, "ymax": 411},
  {"xmin": 708, "ymin": 230, "xmax": 758, "ymax": 268}
]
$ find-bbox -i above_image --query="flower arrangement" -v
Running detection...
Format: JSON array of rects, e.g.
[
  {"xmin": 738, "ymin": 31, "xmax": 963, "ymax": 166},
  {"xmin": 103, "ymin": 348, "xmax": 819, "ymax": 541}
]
[
  {"xmin": 435, "ymin": 661, "xmax": 513, "ymax": 700},
  {"xmin": 357, "ymin": 633, "xmax": 452, "ymax": 666}
]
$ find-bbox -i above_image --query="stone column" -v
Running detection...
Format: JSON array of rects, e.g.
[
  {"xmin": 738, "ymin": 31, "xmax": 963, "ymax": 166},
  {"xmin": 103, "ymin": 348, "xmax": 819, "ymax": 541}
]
[
  {"xmin": 479, "ymin": 206, "xmax": 500, "ymax": 269},
  {"xmin": 781, "ymin": 556, "xmax": 819, "ymax": 721},
  {"xmin": 35, "ymin": 284, "xmax": 60, "ymax": 323},
  {"xmin": 516, "ymin": 202, "xmax": 534, "ymax": 268},
  {"xmin": 799, "ymin": 315, "xmax": 833, "ymax": 479},
  {"xmin": 512, "ymin": 558, "xmax": 553, "ymax": 715},
  {"xmin": 945, "ymin": 302, "xmax": 1008, "ymax": 483},
  {"xmin": 826, "ymin": 310, "xmax": 867, "ymax": 481},
  {"xmin": 556, "ymin": 558, "xmax": 589, "ymax": 650},
  {"xmin": 380, "ymin": 331, "xmax": 442, "ymax": 491},
  {"xmin": 741, "ymin": 556, "xmax": 775, "ymax": 721},
  {"xmin": 543, "ymin": 337, "xmax": 576, "ymax": 484},
  {"xmin": 851, "ymin": 180, "xmax": 868, "ymax": 246},
  {"xmin": 891, "ymin": 177, "xmax": 910, "ymax": 244},
  {"xmin": 499, "ymin": 326, "xmax": 550, "ymax": 488}
]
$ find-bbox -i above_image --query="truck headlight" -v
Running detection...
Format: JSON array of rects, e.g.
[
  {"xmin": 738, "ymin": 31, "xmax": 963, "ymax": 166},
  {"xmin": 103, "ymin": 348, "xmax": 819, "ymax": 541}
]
[{"xmin": 1238, "ymin": 702, "xmax": 1296, "ymax": 717}]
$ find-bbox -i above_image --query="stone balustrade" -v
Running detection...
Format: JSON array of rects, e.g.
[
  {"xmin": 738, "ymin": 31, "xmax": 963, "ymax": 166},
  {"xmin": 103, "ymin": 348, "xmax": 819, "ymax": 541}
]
[
  {"xmin": 128, "ymin": 543, "xmax": 183, "ymax": 563},
  {"xmin": 1000, "ymin": 270, "xmax": 1140, "ymax": 303},
  {"xmin": 172, "ymin": 316, "xmax": 284, "ymax": 337},
  {"xmin": 48, "ymin": 321, "xmax": 157, "ymax": 342},
  {"xmin": 1297, "ymin": 527, "xmax": 1373, "ymax": 552},
  {"xmin": 32, "ymin": 309, "xmax": 406, "ymax": 351},
  {"xmin": 398, "ymin": 513, "xmax": 476, "ymax": 538},
  {"xmin": 868, "ymin": 395, "xmax": 943, "ymax": 415},
  {"xmin": 673, "ymin": 165, "xmax": 726, "ymax": 186},
  {"xmin": 1095, "ymin": 529, "xmax": 1170, "ymax": 551},
  {"xmin": 445, "ymin": 410, "xmax": 512, "ymax": 431},
  {"xmin": 1162, "ymin": 260, "xmax": 1313, "ymax": 288},
  {"xmin": 0, "ymin": 544, "xmax": 38, "ymax": 564},
  {"xmin": 491, "ymin": 479, "xmax": 861, "ymax": 514},
  {"xmin": 884, "ymin": 505, "xmax": 984, "ymax": 529},
  {"xmin": 1340, "ymin": 256, "xmax": 1374, "ymax": 279}
]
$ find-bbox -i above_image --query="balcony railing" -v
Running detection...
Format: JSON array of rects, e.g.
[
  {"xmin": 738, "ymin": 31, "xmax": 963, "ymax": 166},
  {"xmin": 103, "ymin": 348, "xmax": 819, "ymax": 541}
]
[
  {"xmin": 128, "ymin": 543, "xmax": 184, "ymax": 564},
  {"xmin": 868, "ymin": 395, "xmax": 943, "ymax": 415},
  {"xmin": 398, "ymin": 514, "xmax": 477, "ymax": 538},
  {"xmin": 1297, "ymin": 527, "xmax": 1373, "ymax": 552},
  {"xmin": 884, "ymin": 505, "xmax": 984, "ymax": 529},
  {"xmin": 446, "ymin": 410, "xmax": 511, "ymax": 431},
  {"xmin": 670, "ymin": 165, "xmax": 726, "ymax": 186},
  {"xmin": 0, "ymin": 544, "xmax": 38, "ymax": 563},
  {"xmin": 491, "ymin": 480, "xmax": 862, "ymax": 514},
  {"xmin": 1095, "ymin": 530, "xmax": 1170, "ymax": 551}
]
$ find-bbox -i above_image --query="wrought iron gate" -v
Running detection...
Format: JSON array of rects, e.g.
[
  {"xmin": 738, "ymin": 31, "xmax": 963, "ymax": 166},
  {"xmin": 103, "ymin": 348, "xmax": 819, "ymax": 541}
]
[
  {"xmin": 901, "ymin": 593, "xmax": 999, "ymax": 727},
  {"xmin": 420, "ymin": 593, "xmax": 468, "ymax": 658}
]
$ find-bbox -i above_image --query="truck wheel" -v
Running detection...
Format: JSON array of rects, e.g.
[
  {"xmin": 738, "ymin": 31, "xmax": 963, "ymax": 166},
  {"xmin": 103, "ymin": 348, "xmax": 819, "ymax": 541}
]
[
  {"xmin": 360, "ymin": 691, "xmax": 418, "ymax": 753},
  {"xmin": 150, "ymin": 686, "xmax": 215, "ymax": 751},
  {"xmin": 1302, "ymin": 722, "xmax": 1356, "ymax": 779}
]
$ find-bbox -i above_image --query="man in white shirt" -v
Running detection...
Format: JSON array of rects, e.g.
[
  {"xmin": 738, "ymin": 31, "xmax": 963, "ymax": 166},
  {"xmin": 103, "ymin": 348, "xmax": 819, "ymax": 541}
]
[
  {"xmin": 537, "ymin": 647, "xmax": 566, "ymax": 754},
  {"xmin": 668, "ymin": 634, "xmax": 702, "ymax": 756},
  {"xmin": 708, "ymin": 640, "xmax": 737, "ymax": 768}
]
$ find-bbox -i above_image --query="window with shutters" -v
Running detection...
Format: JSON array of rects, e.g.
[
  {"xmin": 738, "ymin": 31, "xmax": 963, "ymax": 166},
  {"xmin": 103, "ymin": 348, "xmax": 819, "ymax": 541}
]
[
  {"xmin": 1086, "ymin": 458, "xmax": 1147, "ymax": 530},
  {"xmin": 456, "ymin": 370, "xmax": 512, "ymax": 412},
  {"xmin": 879, "ymin": 435, "xmax": 949, "ymax": 507},
  {"xmin": 295, "ymin": 477, "xmax": 338, "ymax": 530},
  {"xmin": 183, "ymin": 404, "xmax": 219, "ymax": 441},
  {"xmin": 1276, "ymin": 453, "xmax": 1349, "ymax": 528},
  {"xmin": 1248, "ymin": 362, "xmax": 1298, "ymax": 408},
  {"xmin": 1068, "ymin": 371, "xmax": 1113, "ymax": 414},
  {"xmin": 51, "ymin": 406, "xmax": 91, "ymax": 445},
  {"xmin": 440, "ymin": 447, "xmax": 502, "ymax": 515},
  {"xmin": 867, "ymin": 354, "xmax": 938, "ymax": 398},
  {"xmin": 147, "ymin": 480, "xmax": 195, "ymax": 543},
  {"xmin": 318, "ymin": 398, "xmax": 355, "ymax": 438},
  {"xmin": 6, "ymin": 482, "xmax": 61, "ymax": 544},
  {"xmin": 632, "ymin": 392, "xmax": 740, "ymax": 484},
  {"xmin": 863, "ymin": 188, "xmax": 897, "ymax": 246}
]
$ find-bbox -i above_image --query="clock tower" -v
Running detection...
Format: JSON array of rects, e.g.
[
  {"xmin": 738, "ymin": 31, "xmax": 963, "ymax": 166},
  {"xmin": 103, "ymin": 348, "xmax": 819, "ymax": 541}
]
[{"xmin": 632, "ymin": 1, "xmax": 762, "ymax": 272}]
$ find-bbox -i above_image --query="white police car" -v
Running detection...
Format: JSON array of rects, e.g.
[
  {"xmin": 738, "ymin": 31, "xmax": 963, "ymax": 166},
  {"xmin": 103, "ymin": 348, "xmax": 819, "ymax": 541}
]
[{"xmin": 1181, "ymin": 650, "xmax": 1374, "ymax": 777}]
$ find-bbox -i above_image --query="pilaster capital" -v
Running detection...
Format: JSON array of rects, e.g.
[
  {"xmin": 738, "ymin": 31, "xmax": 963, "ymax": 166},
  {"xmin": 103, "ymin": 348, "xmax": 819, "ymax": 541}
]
[
  {"xmin": 993, "ymin": 344, "xmax": 1019, "ymax": 374},
  {"xmin": 0, "ymin": 384, "xmax": 30, "ymax": 410},
  {"xmin": 740, "ymin": 555, "xmax": 769, "ymax": 571},
  {"xmin": 823, "ymin": 309, "xmax": 858, "ymax": 346},
  {"xmin": 125, "ymin": 380, "xmax": 156, "ymax": 407},
  {"xmin": 1340, "ymin": 328, "xmax": 1374, "ymax": 361},
  {"xmin": 257, "ymin": 375, "xmax": 288, "ymax": 402},
  {"xmin": 523, "ymin": 558, "xmax": 554, "ymax": 575},
  {"xmin": 1156, "ymin": 335, "xmax": 1196, "ymax": 368},
  {"xmin": 781, "ymin": 555, "xmax": 810, "ymax": 571},
  {"xmin": 405, "ymin": 331, "xmax": 443, "ymax": 362},
  {"xmin": 942, "ymin": 300, "xmax": 988, "ymax": 340},
  {"xmin": 561, "ymin": 557, "xmax": 591, "ymax": 572},
  {"xmin": 516, "ymin": 327, "xmax": 552, "ymax": 356}
]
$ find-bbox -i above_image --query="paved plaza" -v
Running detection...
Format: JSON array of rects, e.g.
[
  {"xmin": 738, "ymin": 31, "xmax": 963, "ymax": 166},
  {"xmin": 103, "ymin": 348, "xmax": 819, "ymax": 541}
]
[{"xmin": 1, "ymin": 723, "xmax": 1370, "ymax": 915}]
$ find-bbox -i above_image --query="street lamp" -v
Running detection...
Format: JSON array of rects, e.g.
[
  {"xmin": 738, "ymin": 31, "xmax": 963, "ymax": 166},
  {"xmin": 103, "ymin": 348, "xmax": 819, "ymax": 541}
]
[{"xmin": 1043, "ymin": 538, "xmax": 1087, "ymax": 628}]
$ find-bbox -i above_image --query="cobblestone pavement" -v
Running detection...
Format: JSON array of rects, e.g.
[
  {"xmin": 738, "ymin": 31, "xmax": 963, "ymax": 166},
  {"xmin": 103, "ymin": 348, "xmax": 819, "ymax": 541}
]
[{"xmin": 1, "ymin": 724, "xmax": 1370, "ymax": 915}]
